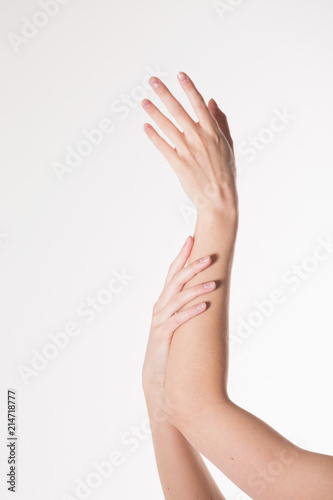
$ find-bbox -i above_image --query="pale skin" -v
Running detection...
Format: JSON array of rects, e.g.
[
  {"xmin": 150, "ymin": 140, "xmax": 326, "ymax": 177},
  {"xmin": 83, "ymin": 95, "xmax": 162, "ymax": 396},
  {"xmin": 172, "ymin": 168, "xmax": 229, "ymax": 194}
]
[{"xmin": 141, "ymin": 71, "xmax": 333, "ymax": 499}]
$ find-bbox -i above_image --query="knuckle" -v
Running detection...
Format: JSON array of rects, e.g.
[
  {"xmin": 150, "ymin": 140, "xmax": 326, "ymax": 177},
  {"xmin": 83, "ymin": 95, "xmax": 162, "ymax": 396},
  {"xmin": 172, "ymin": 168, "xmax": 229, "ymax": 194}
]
[
  {"xmin": 194, "ymin": 257, "xmax": 204, "ymax": 268},
  {"xmin": 173, "ymin": 104, "xmax": 184, "ymax": 118},
  {"xmin": 173, "ymin": 313, "xmax": 182, "ymax": 326},
  {"xmin": 207, "ymin": 129, "xmax": 220, "ymax": 147},
  {"xmin": 152, "ymin": 301, "xmax": 160, "ymax": 315},
  {"xmin": 158, "ymin": 85, "xmax": 167, "ymax": 97},
  {"xmin": 211, "ymin": 129, "xmax": 221, "ymax": 144},
  {"xmin": 197, "ymin": 97, "xmax": 207, "ymax": 111},
  {"xmin": 154, "ymin": 323, "xmax": 164, "ymax": 337},
  {"xmin": 175, "ymin": 153, "xmax": 190, "ymax": 168},
  {"xmin": 168, "ymin": 261, "xmax": 175, "ymax": 273},
  {"xmin": 171, "ymin": 271, "xmax": 181, "ymax": 288},
  {"xmin": 183, "ymin": 308, "xmax": 192, "ymax": 321},
  {"xmin": 173, "ymin": 293, "xmax": 183, "ymax": 310},
  {"xmin": 151, "ymin": 315, "xmax": 160, "ymax": 330},
  {"xmin": 184, "ymin": 287, "xmax": 197, "ymax": 303},
  {"xmin": 195, "ymin": 130, "xmax": 210, "ymax": 152}
]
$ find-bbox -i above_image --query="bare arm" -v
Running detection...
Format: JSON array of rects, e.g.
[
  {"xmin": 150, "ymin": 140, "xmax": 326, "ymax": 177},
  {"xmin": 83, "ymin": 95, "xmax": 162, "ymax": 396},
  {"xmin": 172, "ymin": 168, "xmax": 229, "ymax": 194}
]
[
  {"xmin": 142, "ymin": 238, "xmax": 226, "ymax": 499},
  {"xmin": 144, "ymin": 386, "xmax": 226, "ymax": 500},
  {"xmin": 142, "ymin": 71, "xmax": 333, "ymax": 499},
  {"xmin": 166, "ymin": 209, "xmax": 333, "ymax": 500}
]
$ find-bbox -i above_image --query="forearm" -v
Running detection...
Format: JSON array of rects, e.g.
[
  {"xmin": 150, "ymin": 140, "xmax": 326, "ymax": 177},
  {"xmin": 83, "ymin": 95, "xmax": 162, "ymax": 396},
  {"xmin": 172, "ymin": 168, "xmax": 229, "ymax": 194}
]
[
  {"xmin": 144, "ymin": 385, "xmax": 226, "ymax": 500},
  {"xmin": 165, "ymin": 201, "xmax": 237, "ymax": 408}
]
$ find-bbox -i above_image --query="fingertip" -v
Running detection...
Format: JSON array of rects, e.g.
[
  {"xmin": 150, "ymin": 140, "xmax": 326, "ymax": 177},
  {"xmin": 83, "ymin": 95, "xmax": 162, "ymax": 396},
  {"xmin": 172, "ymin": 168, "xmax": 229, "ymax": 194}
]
[
  {"xmin": 199, "ymin": 255, "xmax": 211, "ymax": 264},
  {"xmin": 195, "ymin": 302, "xmax": 206, "ymax": 312},
  {"xmin": 149, "ymin": 76, "xmax": 161, "ymax": 89},
  {"xmin": 183, "ymin": 235, "xmax": 194, "ymax": 253},
  {"xmin": 177, "ymin": 71, "xmax": 188, "ymax": 83},
  {"xmin": 142, "ymin": 99, "xmax": 151, "ymax": 108}
]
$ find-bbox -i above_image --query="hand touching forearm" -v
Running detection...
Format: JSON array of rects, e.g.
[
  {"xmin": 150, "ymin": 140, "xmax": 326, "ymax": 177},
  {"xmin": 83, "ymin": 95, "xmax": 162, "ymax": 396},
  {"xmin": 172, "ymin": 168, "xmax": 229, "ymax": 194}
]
[
  {"xmin": 165, "ymin": 205, "xmax": 237, "ymax": 407},
  {"xmin": 142, "ymin": 237, "xmax": 226, "ymax": 499}
]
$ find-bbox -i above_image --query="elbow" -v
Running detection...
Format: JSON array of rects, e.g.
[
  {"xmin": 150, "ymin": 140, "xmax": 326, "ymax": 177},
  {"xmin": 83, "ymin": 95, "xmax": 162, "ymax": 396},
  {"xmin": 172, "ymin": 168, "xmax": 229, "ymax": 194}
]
[
  {"xmin": 164, "ymin": 386, "xmax": 193, "ymax": 429},
  {"xmin": 164, "ymin": 383, "xmax": 228, "ymax": 434}
]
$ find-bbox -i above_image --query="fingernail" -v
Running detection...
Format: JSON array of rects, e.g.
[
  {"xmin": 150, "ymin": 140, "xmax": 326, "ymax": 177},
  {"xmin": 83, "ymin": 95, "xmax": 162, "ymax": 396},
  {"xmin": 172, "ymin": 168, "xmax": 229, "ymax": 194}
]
[
  {"xmin": 177, "ymin": 72, "xmax": 188, "ymax": 83},
  {"xmin": 203, "ymin": 281, "xmax": 215, "ymax": 289},
  {"xmin": 195, "ymin": 302, "xmax": 206, "ymax": 311},
  {"xmin": 199, "ymin": 256, "xmax": 210, "ymax": 263},
  {"xmin": 184, "ymin": 236, "xmax": 191, "ymax": 246},
  {"xmin": 142, "ymin": 99, "xmax": 151, "ymax": 108},
  {"xmin": 149, "ymin": 77, "xmax": 160, "ymax": 88}
]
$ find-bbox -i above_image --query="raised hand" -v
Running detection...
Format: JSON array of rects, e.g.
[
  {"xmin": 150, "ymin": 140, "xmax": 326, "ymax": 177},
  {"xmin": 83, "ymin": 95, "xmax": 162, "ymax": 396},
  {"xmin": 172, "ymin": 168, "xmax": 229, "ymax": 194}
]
[{"xmin": 141, "ymin": 72, "xmax": 238, "ymax": 218}]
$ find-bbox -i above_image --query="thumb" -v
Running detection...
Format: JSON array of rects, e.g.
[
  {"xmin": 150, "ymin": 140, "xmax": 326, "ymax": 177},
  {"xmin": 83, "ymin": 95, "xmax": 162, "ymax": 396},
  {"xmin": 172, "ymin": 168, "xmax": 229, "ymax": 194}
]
[{"xmin": 208, "ymin": 98, "xmax": 234, "ymax": 151}]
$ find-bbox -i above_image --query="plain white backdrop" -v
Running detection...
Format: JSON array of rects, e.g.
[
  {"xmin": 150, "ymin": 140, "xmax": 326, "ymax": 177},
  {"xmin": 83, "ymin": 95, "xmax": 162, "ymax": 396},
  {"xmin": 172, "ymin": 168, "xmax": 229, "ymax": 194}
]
[{"xmin": 1, "ymin": 1, "xmax": 333, "ymax": 499}]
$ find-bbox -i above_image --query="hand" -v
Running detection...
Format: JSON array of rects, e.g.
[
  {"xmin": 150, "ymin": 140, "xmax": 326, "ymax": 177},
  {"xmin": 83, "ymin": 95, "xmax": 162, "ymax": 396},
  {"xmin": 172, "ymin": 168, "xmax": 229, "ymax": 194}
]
[
  {"xmin": 141, "ymin": 72, "xmax": 238, "ymax": 217},
  {"xmin": 142, "ymin": 235, "xmax": 216, "ymax": 395}
]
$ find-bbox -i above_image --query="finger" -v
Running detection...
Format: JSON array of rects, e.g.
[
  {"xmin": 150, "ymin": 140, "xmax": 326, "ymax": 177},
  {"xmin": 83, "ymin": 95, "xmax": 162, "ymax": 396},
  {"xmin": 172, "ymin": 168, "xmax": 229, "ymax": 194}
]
[
  {"xmin": 158, "ymin": 280, "xmax": 216, "ymax": 323},
  {"xmin": 157, "ymin": 254, "xmax": 212, "ymax": 311},
  {"xmin": 177, "ymin": 72, "xmax": 218, "ymax": 133},
  {"xmin": 169, "ymin": 254, "xmax": 212, "ymax": 292},
  {"xmin": 163, "ymin": 236, "xmax": 194, "ymax": 287},
  {"xmin": 143, "ymin": 123, "xmax": 178, "ymax": 164},
  {"xmin": 142, "ymin": 98, "xmax": 186, "ymax": 153},
  {"xmin": 149, "ymin": 76, "xmax": 196, "ymax": 134},
  {"xmin": 161, "ymin": 301, "xmax": 207, "ymax": 339},
  {"xmin": 208, "ymin": 98, "xmax": 234, "ymax": 151}
]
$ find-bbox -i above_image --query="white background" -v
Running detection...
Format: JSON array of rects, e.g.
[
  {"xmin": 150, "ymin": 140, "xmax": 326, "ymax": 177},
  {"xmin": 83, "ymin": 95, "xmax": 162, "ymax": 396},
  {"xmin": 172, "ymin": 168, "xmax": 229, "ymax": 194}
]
[{"xmin": 1, "ymin": 1, "xmax": 333, "ymax": 499}]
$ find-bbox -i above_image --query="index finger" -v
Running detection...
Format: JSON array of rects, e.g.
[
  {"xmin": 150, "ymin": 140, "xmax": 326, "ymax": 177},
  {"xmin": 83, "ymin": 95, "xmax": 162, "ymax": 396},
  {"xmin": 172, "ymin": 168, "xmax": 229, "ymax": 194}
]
[{"xmin": 163, "ymin": 235, "xmax": 194, "ymax": 288}]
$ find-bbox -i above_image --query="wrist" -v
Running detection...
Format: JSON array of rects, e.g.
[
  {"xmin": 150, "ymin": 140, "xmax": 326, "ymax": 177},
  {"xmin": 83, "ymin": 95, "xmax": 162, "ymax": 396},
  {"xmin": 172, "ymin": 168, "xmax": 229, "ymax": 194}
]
[
  {"xmin": 196, "ymin": 198, "xmax": 238, "ymax": 240},
  {"xmin": 196, "ymin": 195, "xmax": 238, "ymax": 223}
]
